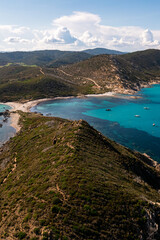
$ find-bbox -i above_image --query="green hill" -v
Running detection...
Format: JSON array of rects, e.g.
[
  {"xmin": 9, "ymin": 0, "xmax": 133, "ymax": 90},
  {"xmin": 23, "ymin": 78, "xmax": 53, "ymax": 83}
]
[
  {"xmin": 0, "ymin": 49, "xmax": 160, "ymax": 101},
  {"xmin": 1, "ymin": 112, "xmax": 160, "ymax": 239},
  {"xmin": 0, "ymin": 50, "xmax": 91, "ymax": 67},
  {"xmin": 121, "ymin": 49, "xmax": 160, "ymax": 69},
  {"xmin": 59, "ymin": 49, "xmax": 160, "ymax": 94},
  {"xmin": 0, "ymin": 48, "xmax": 126, "ymax": 68},
  {"xmin": 0, "ymin": 65, "xmax": 93, "ymax": 102}
]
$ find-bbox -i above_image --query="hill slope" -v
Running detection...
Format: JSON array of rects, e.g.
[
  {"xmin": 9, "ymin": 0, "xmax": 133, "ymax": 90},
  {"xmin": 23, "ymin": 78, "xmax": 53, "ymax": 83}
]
[
  {"xmin": 48, "ymin": 52, "xmax": 91, "ymax": 68},
  {"xmin": 56, "ymin": 49, "xmax": 160, "ymax": 94},
  {"xmin": 1, "ymin": 113, "xmax": 160, "ymax": 239},
  {"xmin": 0, "ymin": 49, "xmax": 160, "ymax": 101},
  {"xmin": 0, "ymin": 65, "xmax": 93, "ymax": 102}
]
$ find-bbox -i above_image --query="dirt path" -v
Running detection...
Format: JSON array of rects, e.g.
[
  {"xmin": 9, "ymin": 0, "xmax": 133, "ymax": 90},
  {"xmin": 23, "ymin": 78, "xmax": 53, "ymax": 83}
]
[
  {"xmin": 45, "ymin": 71, "xmax": 77, "ymax": 85},
  {"xmin": 58, "ymin": 69, "xmax": 73, "ymax": 77},
  {"xmin": 39, "ymin": 67, "xmax": 45, "ymax": 75},
  {"xmin": 40, "ymin": 67, "xmax": 101, "ymax": 89},
  {"xmin": 58, "ymin": 69, "xmax": 101, "ymax": 89},
  {"xmin": 2, "ymin": 157, "xmax": 17, "ymax": 184},
  {"xmin": 83, "ymin": 77, "xmax": 101, "ymax": 89},
  {"xmin": 56, "ymin": 183, "xmax": 68, "ymax": 201}
]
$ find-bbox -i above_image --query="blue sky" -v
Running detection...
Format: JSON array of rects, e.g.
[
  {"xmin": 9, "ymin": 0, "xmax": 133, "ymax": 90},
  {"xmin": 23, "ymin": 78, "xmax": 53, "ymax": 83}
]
[{"xmin": 0, "ymin": 0, "xmax": 160, "ymax": 51}]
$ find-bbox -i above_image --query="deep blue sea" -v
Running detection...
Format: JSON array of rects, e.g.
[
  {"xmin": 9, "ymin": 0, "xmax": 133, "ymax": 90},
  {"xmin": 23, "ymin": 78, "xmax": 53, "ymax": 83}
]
[
  {"xmin": 30, "ymin": 84, "xmax": 160, "ymax": 162},
  {"xmin": 0, "ymin": 104, "xmax": 15, "ymax": 147}
]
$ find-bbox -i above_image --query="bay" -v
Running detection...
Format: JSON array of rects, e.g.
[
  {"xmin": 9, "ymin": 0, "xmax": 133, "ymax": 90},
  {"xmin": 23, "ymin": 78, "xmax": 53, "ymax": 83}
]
[{"xmin": 29, "ymin": 84, "xmax": 160, "ymax": 162}]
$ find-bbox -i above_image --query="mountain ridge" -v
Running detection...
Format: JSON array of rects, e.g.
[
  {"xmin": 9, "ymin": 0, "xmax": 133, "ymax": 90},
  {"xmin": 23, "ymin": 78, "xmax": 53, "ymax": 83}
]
[
  {"xmin": 1, "ymin": 112, "xmax": 160, "ymax": 239},
  {"xmin": 83, "ymin": 47, "xmax": 125, "ymax": 55},
  {"xmin": 0, "ymin": 48, "xmax": 125, "ymax": 68}
]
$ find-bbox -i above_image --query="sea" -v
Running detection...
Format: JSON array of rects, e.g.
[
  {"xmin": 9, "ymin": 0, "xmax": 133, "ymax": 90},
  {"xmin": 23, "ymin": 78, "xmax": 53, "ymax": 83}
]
[
  {"xmin": 0, "ymin": 104, "xmax": 15, "ymax": 147},
  {"xmin": 1, "ymin": 84, "xmax": 160, "ymax": 161},
  {"xmin": 31, "ymin": 84, "xmax": 160, "ymax": 162}
]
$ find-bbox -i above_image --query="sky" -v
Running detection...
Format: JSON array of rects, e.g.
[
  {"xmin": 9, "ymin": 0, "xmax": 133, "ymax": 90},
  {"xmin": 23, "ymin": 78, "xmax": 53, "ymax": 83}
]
[{"xmin": 0, "ymin": 0, "xmax": 160, "ymax": 52}]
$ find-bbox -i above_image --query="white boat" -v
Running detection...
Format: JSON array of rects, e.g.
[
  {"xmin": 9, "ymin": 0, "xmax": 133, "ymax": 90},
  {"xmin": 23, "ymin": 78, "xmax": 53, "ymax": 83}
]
[{"xmin": 134, "ymin": 115, "xmax": 140, "ymax": 117}]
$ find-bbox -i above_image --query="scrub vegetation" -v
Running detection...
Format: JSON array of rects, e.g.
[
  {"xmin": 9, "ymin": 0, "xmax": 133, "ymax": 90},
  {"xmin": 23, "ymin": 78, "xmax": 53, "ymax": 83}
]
[
  {"xmin": 0, "ymin": 49, "xmax": 160, "ymax": 101},
  {"xmin": 1, "ymin": 112, "xmax": 160, "ymax": 239}
]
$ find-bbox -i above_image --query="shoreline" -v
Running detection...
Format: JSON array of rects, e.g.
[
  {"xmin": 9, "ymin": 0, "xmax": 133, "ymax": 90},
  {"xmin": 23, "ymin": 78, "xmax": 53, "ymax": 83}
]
[
  {"xmin": 0, "ymin": 92, "xmax": 116, "ymax": 135},
  {"xmin": 9, "ymin": 113, "xmax": 21, "ymax": 132},
  {"xmin": 1, "ymin": 80, "xmax": 160, "ymax": 135}
]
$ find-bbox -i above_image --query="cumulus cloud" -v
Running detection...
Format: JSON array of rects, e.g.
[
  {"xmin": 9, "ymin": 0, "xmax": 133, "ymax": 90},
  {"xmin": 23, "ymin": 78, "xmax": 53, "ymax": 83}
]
[
  {"xmin": 142, "ymin": 29, "xmax": 153, "ymax": 43},
  {"xmin": 141, "ymin": 29, "xmax": 159, "ymax": 46},
  {"xmin": 4, "ymin": 36, "xmax": 30, "ymax": 44},
  {"xmin": 51, "ymin": 12, "xmax": 160, "ymax": 51},
  {"xmin": 0, "ymin": 12, "xmax": 160, "ymax": 51},
  {"xmin": 79, "ymin": 31, "xmax": 103, "ymax": 46},
  {"xmin": 44, "ymin": 27, "xmax": 77, "ymax": 44},
  {"xmin": 53, "ymin": 11, "xmax": 101, "ymax": 36}
]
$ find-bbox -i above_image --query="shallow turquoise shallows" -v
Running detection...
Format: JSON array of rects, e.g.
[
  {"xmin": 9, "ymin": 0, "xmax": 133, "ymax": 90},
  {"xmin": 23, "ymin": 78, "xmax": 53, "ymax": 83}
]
[
  {"xmin": 0, "ymin": 104, "xmax": 15, "ymax": 146},
  {"xmin": 31, "ymin": 84, "xmax": 160, "ymax": 162}
]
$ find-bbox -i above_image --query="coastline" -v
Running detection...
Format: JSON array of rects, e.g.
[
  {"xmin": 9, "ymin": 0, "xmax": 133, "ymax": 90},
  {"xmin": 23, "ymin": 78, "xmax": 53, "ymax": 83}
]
[
  {"xmin": 1, "ymin": 80, "xmax": 160, "ymax": 136},
  {"xmin": 0, "ymin": 93, "xmax": 116, "ymax": 136},
  {"xmin": 0, "ymin": 81, "xmax": 160, "ymax": 163},
  {"xmin": 9, "ymin": 113, "xmax": 21, "ymax": 132}
]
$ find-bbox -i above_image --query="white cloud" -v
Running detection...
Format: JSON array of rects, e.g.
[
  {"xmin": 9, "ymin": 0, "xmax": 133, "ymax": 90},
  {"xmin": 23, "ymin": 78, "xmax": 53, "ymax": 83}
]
[
  {"xmin": 142, "ymin": 29, "xmax": 153, "ymax": 43},
  {"xmin": 79, "ymin": 31, "xmax": 103, "ymax": 46},
  {"xmin": 141, "ymin": 29, "xmax": 159, "ymax": 46},
  {"xmin": 51, "ymin": 12, "xmax": 160, "ymax": 51},
  {"xmin": 0, "ymin": 12, "xmax": 160, "ymax": 52},
  {"xmin": 44, "ymin": 27, "xmax": 77, "ymax": 44},
  {"xmin": 4, "ymin": 36, "xmax": 30, "ymax": 44},
  {"xmin": 53, "ymin": 11, "xmax": 101, "ymax": 36}
]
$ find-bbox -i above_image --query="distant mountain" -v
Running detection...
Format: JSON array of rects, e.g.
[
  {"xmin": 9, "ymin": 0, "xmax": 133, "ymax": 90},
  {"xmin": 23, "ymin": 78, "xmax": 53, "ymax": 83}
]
[
  {"xmin": 0, "ymin": 50, "xmax": 91, "ymax": 67},
  {"xmin": 83, "ymin": 47, "xmax": 125, "ymax": 55},
  {"xmin": 48, "ymin": 51, "xmax": 91, "ymax": 67},
  {"xmin": 0, "ymin": 48, "xmax": 125, "ymax": 68}
]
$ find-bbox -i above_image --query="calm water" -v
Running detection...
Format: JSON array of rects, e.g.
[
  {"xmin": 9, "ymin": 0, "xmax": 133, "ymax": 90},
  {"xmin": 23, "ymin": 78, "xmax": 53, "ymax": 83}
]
[
  {"xmin": 31, "ymin": 84, "xmax": 160, "ymax": 162},
  {"xmin": 0, "ymin": 104, "xmax": 15, "ymax": 147}
]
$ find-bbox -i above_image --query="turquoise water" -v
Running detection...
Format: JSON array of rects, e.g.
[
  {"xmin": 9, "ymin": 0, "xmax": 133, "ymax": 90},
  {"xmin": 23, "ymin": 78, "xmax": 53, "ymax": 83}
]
[
  {"xmin": 31, "ymin": 84, "xmax": 160, "ymax": 162},
  {"xmin": 0, "ymin": 104, "xmax": 15, "ymax": 147}
]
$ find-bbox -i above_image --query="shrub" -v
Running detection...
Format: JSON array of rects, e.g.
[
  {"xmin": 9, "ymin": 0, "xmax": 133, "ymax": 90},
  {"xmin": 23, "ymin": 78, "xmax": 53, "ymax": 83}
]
[
  {"xmin": 15, "ymin": 231, "xmax": 27, "ymax": 239},
  {"xmin": 34, "ymin": 227, "xmax": 41, "ymax": 235}
]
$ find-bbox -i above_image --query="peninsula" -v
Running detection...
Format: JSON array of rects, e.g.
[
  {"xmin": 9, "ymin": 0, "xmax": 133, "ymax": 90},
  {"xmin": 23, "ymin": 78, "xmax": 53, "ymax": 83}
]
[{"xmin": 1, "ymin": 48, "xmax": 160, "ymax": 239}]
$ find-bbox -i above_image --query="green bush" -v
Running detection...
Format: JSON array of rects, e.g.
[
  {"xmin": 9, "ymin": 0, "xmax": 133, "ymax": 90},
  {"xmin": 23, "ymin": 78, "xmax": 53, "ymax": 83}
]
[
  {"xmin": 34, "ymin": 227, "xmax": 41, "ymax": 235},
  {"xmin": 15, "ymin": 231, "xmax": 27, "ymax": 239},
  {"xmin": 52, "ymin": 197, "xmax": 62, "ymax": 205},
  {"xmin": 51, "ymin": 205, "xmax": 60, "ymax": 214}
]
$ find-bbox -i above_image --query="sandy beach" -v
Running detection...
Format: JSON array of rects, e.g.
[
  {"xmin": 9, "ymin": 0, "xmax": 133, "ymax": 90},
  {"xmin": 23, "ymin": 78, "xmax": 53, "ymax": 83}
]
[
  {"xmin": 9, "ymin": 113, "xmax": 21, "ymax": 132},
  {"xmin": 0, "ymin": 93, "xmax": 114, "ymax": 134},
  {"xmin": 86, "ymin": 92, "xmax": 115, "ymax": 97},
  {"xmin": 0, "ymin": 80, "xmax": 158, "ymax": 135},
  {"xmin": 0, "ymin": 98, "xmax": 59, "ymax": 133}
]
